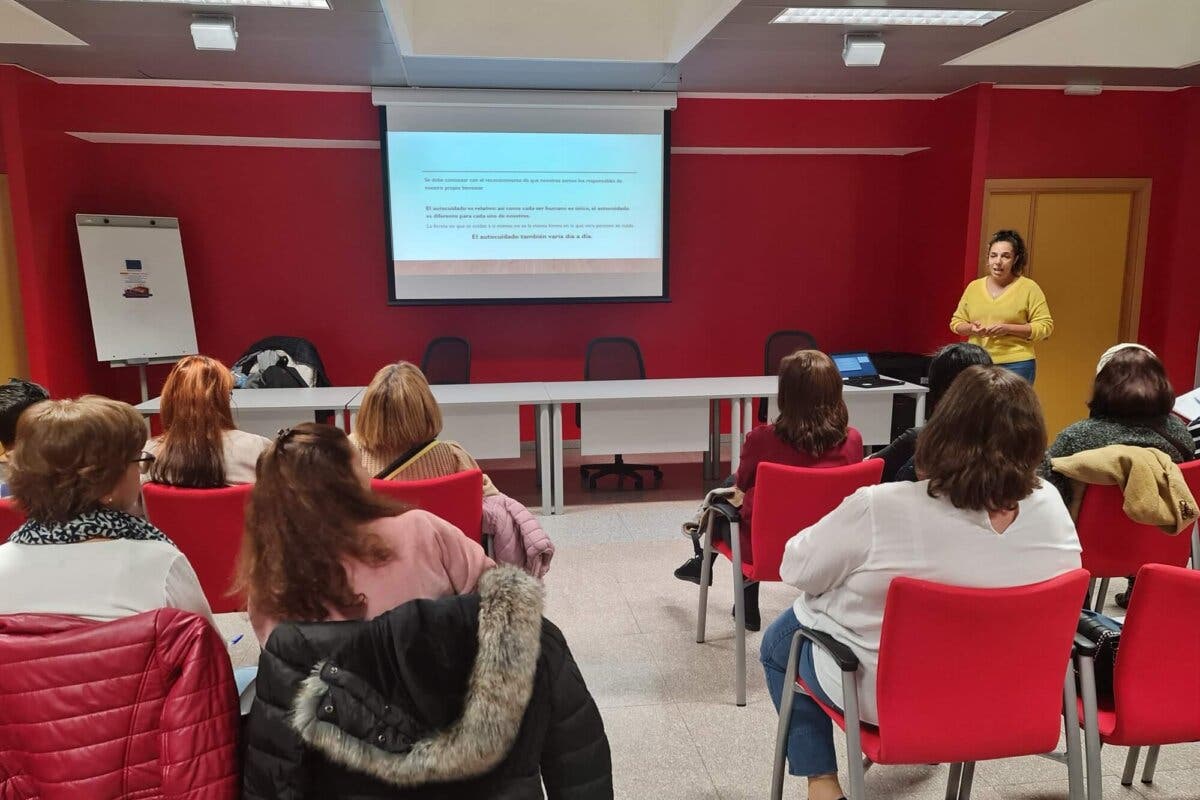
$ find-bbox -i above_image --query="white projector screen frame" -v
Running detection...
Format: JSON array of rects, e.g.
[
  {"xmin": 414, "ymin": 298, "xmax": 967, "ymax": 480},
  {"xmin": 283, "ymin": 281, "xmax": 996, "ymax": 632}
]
[{"xmin": 375, "ymin": 89, "xmax": 674, "ymax": 306}]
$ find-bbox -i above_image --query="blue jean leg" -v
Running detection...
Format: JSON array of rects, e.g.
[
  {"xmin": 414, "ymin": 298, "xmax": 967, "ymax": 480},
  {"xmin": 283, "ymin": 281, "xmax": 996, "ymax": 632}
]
[
  {"xmin": 761, "ymin": 608, "xmax": 841, "ymax": 777},
  {"xmin": 1000, "ymin": 359, "xmax": 1036, "ymax": 384}
]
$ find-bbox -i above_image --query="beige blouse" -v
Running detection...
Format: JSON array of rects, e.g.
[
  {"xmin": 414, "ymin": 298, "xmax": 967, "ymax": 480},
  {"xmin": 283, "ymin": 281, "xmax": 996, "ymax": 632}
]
[
  {"xmin": 145, "ymin": 428, "xmax": 272, "ymax": 486},
  {"xmin": 348, "ymin": 433, "xmax": 498, "ymax": 496}
]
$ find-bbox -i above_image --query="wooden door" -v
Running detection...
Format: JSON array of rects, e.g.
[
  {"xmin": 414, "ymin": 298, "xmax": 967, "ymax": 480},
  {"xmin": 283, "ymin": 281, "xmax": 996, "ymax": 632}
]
[
  {"xmin": 0, "ymin": 176, "xmax": 28, "ymax": 381},
  {"xmin": 981, "ymin": 179, "xmax": 1150, "ymax": 437}
]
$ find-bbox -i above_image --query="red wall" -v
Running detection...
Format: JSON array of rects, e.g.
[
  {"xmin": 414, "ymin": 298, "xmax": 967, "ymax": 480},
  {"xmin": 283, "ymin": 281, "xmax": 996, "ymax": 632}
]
[{"xmin": 2, "ymin": 70, "xmax": 1198, "ymax": 412}]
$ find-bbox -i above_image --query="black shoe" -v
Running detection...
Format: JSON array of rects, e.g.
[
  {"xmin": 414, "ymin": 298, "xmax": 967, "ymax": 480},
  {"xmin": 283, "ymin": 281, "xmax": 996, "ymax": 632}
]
[
  {"xmin": 1115, "ymin": 575, "xmax": 1136, "ymax": 609},
  {"xmin": 674, "ymin": 555, "xmax": 714, "ymax": 586},
  {"xmin": 732, "ymin": 605, "xmax": 761, "ymax": 632}
]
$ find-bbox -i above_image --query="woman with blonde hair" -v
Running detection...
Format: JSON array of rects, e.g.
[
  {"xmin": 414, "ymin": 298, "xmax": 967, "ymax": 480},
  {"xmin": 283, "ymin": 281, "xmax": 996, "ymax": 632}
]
[
  {"xmin": 350, "ymin": 361, "xmax": 497, "ymax": 494},
  {"xmin": 0, "ymin": 396, "xmax": 212, "ymax": 623},
  {"xmin": 236, "ymin": 423, "xmax": 493, "ymax": 645},
  {"xmin": 146, "ymin": 355, "xmax": 270, "ymax": 487}
]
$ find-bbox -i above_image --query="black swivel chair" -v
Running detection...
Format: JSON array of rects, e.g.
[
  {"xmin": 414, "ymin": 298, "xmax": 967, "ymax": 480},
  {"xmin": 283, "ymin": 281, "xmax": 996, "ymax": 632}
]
[
  {"xmin": 758, "ymin": 330, "xmax": 819, "ymax": 423},
  {"xmin": 421, "ymin": 337, "xmax": 471, "ymax": 385},
  {"xmin": 577, "ymin": 337, "xmax": 664, "ymax": 490}
]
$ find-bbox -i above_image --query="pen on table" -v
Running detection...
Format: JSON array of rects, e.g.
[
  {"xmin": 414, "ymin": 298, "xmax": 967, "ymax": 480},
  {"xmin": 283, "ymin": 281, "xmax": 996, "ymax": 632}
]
[{"xmin": 229, "ymin": 634, "xmax": 244, "ymax": 646}]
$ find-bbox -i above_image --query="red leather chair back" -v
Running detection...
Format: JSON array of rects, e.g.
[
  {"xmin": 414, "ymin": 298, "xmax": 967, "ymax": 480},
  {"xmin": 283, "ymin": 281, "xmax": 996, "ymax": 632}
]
[
  {"xmin": 371, "ymin": 470, "xmax": 484, "ymax": 545},
  {"xmin": 0, "ymin": 499, "xmax": 25, "ymax": 538},
  {"xmin": 874, "ymin": 569, "xmax": 1090, "ymax": 764},
  {"xmin": 1109, "ymin": 564, "xmax": 1200, "ymax": 745},
  {"xmin": 1074, "ymin": 460, "xmax": 1200, "ymax": 578},
  {"xmin": 142, "ymin": 483, "xmax": 253, "ymax": 613},
  {"xmin": 0, "ymin": 609, "xmax": 238, "ymax": 799},
  {"xmin": 748, "ymin": 460, "xmax": 884, "ymax": 582}
]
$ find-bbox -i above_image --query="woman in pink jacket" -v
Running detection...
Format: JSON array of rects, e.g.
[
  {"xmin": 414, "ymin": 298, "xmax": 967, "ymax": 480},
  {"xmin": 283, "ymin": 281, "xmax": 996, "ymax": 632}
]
[{"xmin": 235, "ymin": 423, "xmax": 494, "ymax": 645}]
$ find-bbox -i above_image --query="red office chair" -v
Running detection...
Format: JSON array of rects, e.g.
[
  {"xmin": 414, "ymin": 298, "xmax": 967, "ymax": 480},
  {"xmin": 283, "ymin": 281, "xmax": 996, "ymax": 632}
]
[
  {"xmin": 1076, "ymin": 460, "xmax": 1200, "ymax": 610},
  {"xmin": 1075, "ymin": 564, "xmax": 1200, "ymax": 800},
  {"xmin": 696, "ymin": 459, "xmax": 884, "ymax": 705},
  {"xmin": 142, "ymin": 483, "xmax": 253, "ymax": 614},
  {"xmin": 771, "ymin": 569, "xmax": 1091, "ymax": 800},
  {"xmin": 371, "ymin": 470, "xmax": 485, "ymax": 547},
  {"xmin": 0, "ymin": 499, "xmax": 25, "ymax": 538}
]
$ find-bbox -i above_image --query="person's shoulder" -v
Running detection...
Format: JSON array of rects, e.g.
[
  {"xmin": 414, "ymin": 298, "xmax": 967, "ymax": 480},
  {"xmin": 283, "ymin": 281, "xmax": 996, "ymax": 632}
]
[
  {"xmin": 1017, "ymin": 275, "xmax": 1045, "ymax": 293},
  {"xmin": 845, "ymin": 426, "xmax": 864, "ymax": 446},
  {"xmin": 225, "ymin": 428, "xmax": 271, "ymax": 449},
  {"xmin": 368, "ymin": 509, "xmax": 454, "ymax": 543}
]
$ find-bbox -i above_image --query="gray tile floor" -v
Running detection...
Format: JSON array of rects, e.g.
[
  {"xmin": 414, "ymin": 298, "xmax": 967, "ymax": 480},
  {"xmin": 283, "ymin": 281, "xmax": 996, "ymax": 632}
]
[{"xmin": 217, "ymin": 497, "xmax": 1200, "ymax": 799}]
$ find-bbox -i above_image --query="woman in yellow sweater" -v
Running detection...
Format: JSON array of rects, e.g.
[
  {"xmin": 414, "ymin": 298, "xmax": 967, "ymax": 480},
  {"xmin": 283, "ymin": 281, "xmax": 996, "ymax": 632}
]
[{"xmin": 950, "ymin": 229, "xmax": 1053, "ymax": 384}]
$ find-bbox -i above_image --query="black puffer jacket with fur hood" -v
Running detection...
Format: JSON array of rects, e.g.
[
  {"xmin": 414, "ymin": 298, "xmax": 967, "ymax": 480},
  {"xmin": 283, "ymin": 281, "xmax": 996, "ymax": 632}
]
[{"xmin": 242, "ymin": 566, "xmax": 612, "ymax": 800}]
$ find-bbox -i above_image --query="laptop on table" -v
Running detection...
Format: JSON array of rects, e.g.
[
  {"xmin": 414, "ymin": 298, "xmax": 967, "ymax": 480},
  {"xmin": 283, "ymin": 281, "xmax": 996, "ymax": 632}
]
[{"xmin": 832, "ymin": 352, "xmax": 904, "ymax": 389}]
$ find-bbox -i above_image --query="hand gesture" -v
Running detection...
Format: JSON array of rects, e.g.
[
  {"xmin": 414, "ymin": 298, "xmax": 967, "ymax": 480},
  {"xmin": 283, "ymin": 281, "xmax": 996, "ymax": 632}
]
[{"xmin": 981, "ymin": 322, "xmax": 1009, "ymax": 336}]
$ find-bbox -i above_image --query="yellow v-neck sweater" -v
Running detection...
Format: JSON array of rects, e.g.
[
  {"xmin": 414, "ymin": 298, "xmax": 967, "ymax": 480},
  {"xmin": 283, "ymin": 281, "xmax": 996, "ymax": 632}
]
[{"xmin": 949, "ymin": 276, "xmax": 1054, "ymax": 364}]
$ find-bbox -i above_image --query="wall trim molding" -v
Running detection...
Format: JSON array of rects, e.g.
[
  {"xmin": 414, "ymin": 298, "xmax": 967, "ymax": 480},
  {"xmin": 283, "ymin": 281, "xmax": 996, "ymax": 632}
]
[
  {"xmin": 65, "ymin": 132, "xmax": 379, "ymax": 149},
  {"xmin": 670, "ymin": 146, "xmax": 928, "ymax": 156}
]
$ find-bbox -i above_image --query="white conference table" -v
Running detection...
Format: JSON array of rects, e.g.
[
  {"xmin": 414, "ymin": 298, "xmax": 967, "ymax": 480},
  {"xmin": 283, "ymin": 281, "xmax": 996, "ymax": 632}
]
[
  {"xmin": 540, "ymin": 376, "xmax": 926, "ymax": 514},
  {"xmin": 138, "ymin": 376, "xmax": 926, "ymax": 516}
]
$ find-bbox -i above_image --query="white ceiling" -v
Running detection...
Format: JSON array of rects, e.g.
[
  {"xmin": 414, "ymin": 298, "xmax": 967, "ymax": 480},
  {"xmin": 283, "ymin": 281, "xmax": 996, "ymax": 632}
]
[
  {"xmin": 0, "ymin": 0, "xmax": 1197, "ymax": 92},
  {"xmin": 379, "ymin": 0, "xmax": 740, "ymax": 63},
  {"xmin": 950, "ymin": 0, "xmax": 1200, "ymax": 69},
  {"xmin": 0, "ymin": 0, "xmax": 84, "ymax": 46}
]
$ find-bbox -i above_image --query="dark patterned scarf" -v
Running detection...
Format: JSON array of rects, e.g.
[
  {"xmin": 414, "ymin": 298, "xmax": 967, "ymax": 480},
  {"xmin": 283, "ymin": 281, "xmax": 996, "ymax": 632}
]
[{"xmin": 8, "ymin": 506, "xmax": 174, "ymax": 546}]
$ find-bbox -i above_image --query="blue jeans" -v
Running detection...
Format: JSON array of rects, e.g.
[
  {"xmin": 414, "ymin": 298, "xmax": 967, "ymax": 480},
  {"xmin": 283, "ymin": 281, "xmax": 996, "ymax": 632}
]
[
  {"xmin": 761, "ymin": 608, "xmax": 841, "ymax": 776},
  {"xmin": 1001, "ymin": 359, "xmax": 1036, "ymax": 384}
]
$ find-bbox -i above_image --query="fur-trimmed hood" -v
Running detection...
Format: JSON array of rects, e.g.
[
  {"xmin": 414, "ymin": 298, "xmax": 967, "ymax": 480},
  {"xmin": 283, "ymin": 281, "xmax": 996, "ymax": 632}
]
[{"xmin": 288, "ymin": 566, "xmax": 545, "ymax": 788}]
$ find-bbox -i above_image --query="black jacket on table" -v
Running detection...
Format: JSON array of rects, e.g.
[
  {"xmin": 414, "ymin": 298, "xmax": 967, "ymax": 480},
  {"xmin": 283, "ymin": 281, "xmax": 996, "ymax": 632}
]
[{"xmin": 243, "ymin": 566, "xmax": 612, "ymax": 800}]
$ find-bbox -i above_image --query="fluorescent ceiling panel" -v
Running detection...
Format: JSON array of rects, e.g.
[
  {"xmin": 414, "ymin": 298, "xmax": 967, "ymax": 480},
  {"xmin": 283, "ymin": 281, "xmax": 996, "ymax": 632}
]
[
  {"xmin": 771, "ymin": 8, "xmax": 1006, "ymax": 26},
  {"xmin": 100, "ymin": 0, "xmax": 330, "ymax": 8}
]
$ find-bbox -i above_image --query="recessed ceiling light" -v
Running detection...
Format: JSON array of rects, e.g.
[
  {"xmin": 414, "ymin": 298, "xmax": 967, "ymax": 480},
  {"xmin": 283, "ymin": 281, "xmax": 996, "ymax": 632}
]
[
  {"xmin": 771, "ymin": 8, "xmax": 1006, "ymax": 26},
  {"xmin": 191, "ymin": 15, "xmax": 238, "ymax": 50},
  {"xmin": 102, "ymin": 0, "xmax": 330, "ymax": 9},
  {"xmin": 843, "ymin": 33, "xmax": 885, "ymax": 67}
]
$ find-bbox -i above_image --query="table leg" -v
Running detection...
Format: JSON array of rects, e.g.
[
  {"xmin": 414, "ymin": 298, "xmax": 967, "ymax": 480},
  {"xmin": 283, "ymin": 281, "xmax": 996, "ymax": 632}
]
[
  {"xmin": 706, "ymin": 399, "xmax": 720, "ymax": 480},
  {"xmin": 538, "ymin": 404, "xmax": 552, "ymax": 515},
  {"xmin": 730, "ymin": 398, "xmax": 743, "ymax": 474},
  {"xmin": 743, "ymin": 394, "xmax": 752, "ymax": 436},
  {"xmin": 552, "ymin": 403, "xmax": 564, "ymax": 515},
  {"xmin": 914, "ymin": 393, "xmax": 927, "ymax": 428}
]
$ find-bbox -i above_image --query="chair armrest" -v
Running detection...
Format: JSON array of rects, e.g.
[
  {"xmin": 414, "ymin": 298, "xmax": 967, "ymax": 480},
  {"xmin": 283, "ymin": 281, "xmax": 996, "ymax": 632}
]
[
  {"xmin": 709, "ymin": 500, "xmax": 741, "ymax": 523},
  {"xmin": 797, "ymin": 626, "xmax": 860, "ymax": 672},
  {"xmin": 1075, "ymin": 609, "xmax": 1121, "ymax": 658}
]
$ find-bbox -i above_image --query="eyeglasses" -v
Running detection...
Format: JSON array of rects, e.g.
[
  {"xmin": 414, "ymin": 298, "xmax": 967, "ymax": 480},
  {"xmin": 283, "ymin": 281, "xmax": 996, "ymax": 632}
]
[{"xmin": 130, "ymin": 451, "xmax": 156, "ymax": 475}]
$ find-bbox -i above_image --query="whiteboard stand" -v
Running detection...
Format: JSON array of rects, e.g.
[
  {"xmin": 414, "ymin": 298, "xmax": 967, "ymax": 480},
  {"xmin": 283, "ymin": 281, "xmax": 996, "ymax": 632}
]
[
  {"xmin": 111, "ymin": 357, "xmax": 180, "ymax": 403},
  {"xmin": 76, "ymin": 214, "xmax": 199, "ymax": 405}
]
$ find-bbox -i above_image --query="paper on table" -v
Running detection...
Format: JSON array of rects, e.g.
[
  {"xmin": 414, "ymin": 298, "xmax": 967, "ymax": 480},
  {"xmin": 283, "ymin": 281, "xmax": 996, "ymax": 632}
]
[
  {"xmin": 234, "ymin": 666, "xmax": 258, "ymax": 716},
  {"xmin": 1173, "ymin": 386, "xmax": 1200, "ymax": 423}
]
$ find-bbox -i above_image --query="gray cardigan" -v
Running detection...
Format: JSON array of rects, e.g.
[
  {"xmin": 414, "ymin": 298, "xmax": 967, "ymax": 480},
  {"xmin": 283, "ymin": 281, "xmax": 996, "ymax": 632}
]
[{"xmin": 1043, "ymin": 415, "xmax": 1195, "ymax": 504}]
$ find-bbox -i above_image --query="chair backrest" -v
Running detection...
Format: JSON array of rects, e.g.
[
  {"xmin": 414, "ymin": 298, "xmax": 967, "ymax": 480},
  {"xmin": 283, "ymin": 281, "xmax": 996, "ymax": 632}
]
[
  {"xmin": 0, "ymin": 498, "xmax": 25, "ymax": 538},
  {"xmin": 764, "ymin": 330, "xmax": 819, "ymax": 375},
  {"xmin": 1110, "ymin": 563, "xmax": 1200, "ymax": 744},
  {"xmin": 749, "ymin": 460, "xmax": 884, "ymax": 581},
  {"xmin": 0, "ymin": 608, "xmax": 239, "ymax": 799},
  {"xmin": 759, "ymin": 330, "xmax": 819, "ymax": 423},
  {"xmin": 1074, "ymin": 460, "xmax": 1200, "ymax": 577},
  {"xmin": 239, "ymin": 334, "xmax": 331, "ymax": 386},
  {"xmin": 874, "ymin": 569, "xmax": 1090, "ymax": 764},
  {"xmin": 371, "ymin": 469, "xmax": 484, "ymax": 545},
  {"xmin": 142, "ymin": 483, "xmax": 253, "ymax": 614},
  {"xmin": 421, "ymin": 336, "xmax": 471, "ymax": 385},
  {"xmin": 584, "ymin": 337, "xmax": 645, "ymax": 381}
]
